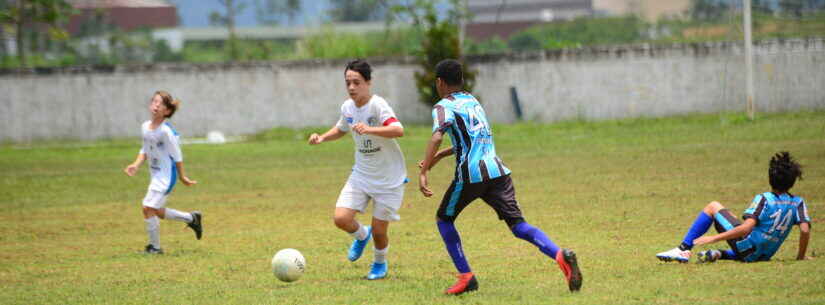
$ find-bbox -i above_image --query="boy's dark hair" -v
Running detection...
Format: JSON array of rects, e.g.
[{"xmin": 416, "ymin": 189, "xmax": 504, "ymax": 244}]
[
  {"xmin": 435, "ymin": 59, "xmax": 463, "ymax": 86},
  {"xmin": 345, "ymin": 59, "xmax": 372, "ymax": 81},
  {"xmin": 769, "ymin": 151, "xmax": 803, "ymax": 192}
]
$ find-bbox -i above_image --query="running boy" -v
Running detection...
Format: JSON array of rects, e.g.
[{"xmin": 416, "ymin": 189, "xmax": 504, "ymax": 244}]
[
  {"xmin": 418, "ymin": 59, "xmax": 582, "ymax": 295},
  {"xmin": 656, "ymin": 151, "xmax": 811, "ymax": 263},
  {"xmin": 307, "ymin": 60, "xmax": 406, "ymax": 280},
  {"xmin": 124, "ymin": 91, "xmax": 202, "ymax": 254}
]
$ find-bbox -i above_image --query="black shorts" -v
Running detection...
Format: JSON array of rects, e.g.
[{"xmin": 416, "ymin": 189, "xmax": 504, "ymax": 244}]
[
  {"xmin": 713, "ymin": 209, "xmax": 755, "ymax": 259},
  {"xmin": 436, "ymin": 175, "xmax": 525, "ymax": 227}
]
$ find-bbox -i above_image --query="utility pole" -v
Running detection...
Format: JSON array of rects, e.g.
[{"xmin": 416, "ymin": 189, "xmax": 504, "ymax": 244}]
[{"xmin": 744, "ymin": 0, "xmax": 755, "ymax": 120}]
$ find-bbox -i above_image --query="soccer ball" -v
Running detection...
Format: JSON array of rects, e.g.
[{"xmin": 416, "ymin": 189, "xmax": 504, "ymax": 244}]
[{"xmin": 271, "ymin": 248, "xmax": 306, "ymax": 282}]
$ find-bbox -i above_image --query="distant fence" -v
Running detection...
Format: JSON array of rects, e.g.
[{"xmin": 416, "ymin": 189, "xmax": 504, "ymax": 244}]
[{"xmin": 1, "ymin": 38, "xmax": 823, "ymax": 142}]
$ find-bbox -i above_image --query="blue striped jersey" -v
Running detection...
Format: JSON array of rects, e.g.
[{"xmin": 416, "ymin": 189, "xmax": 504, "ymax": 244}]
[
  {"xmin": 738, "ymin": 192, "xmax": 810, "ymax": 262},
  {"xmin": 432, "ymin": 91, "xmax": 510, "ymax": 183}
]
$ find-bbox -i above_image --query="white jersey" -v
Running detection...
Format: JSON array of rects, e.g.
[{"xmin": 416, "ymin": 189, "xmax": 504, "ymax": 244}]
[
  {"xmin": 140, "ymin": 121, "xmax": 183, "ymax": 194},
  {"xmin": 335, "ymin": 95, "xmax": 407, "ymax": 192}
]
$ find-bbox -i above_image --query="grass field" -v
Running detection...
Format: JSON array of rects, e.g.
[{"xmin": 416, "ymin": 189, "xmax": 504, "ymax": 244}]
[{"xmin": 1, "ymin": 111, "xmax": 824, "ymax": 304}]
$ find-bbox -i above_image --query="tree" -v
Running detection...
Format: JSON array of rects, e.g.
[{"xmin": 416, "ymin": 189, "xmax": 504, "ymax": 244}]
[
  {"xmin": 255, "ymin": 0, "xmax": 301, "ymax": 26},
  {"xmin": 328, "ymin": 0, "xmax": 386, "ymax": 22},
  {"xmin": 689, "ymin": 0, "xmax": 729, "ymax": 20},
  {"xmin": 387, "ymin": 0, "xmax": 475, "ymax": 106},
  {"xmin": 780, "ymin": 0, "xmax": 805, "ymax": 17},
  {"xmin": 0, "ymin": 0, "xmax": 74, "ymax": 67},
  {"xmin": 210, "ymin": 0, "xmax": 246, "ymax": 60}
]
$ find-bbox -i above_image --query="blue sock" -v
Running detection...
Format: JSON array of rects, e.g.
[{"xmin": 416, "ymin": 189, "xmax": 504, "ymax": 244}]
[
  {"xmin": 437, "ymin": 220, "xmax": 471, "ymax": 274},
  {"xmin": 511, "ymin": 222, "xmax": 560, "ymax": 258},
  {"xmin": 719, "ymin": 249, "xmax": 737, "ymax": 260},
  {"xmin": 679, "ymin": 212, "xmax": 713, "ymax": 251}
]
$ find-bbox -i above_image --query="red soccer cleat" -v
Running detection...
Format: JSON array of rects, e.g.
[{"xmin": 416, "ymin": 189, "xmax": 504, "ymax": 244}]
[
  {"xmin": 555, "ymin": 249, "xmax": 583, "ymax": 292},
  {"xmin": 445, "ymin": 272, "xmax": 478, "ymax": 295}
]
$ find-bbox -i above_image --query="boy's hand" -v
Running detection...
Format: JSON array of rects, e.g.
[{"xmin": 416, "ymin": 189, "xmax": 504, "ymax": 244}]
[
  {"xmin": 124, "ymin": 164, "xmax": 138, "ymax": 176},
  {"xmin": 181, "ymin": 176, "xmax": 197, "ymax": 186},
  {"xmin": 419, "ymin": 173, "xmax": 433, "ymax": 197},
  {"xmin": 308, "ymin": 133, "xmax": 323, "ymax": 145},
  {"xmin": 352, "ymin": 123, "xmax": 371, "ymax": 135},
  {"xmin": 693, "ymin": 236, "xmax": 714, "ymax": 246}
]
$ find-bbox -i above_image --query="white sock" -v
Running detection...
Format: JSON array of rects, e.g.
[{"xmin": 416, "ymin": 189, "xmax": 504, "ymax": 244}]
[
  {"xmin": 145, "ymin": 216, "xmax": 160, "ymax": 249},
  {"xmin": 164, "ymin": 208, "xmax": 193, "ymax": 223},
  {"xmin": 349, "ymin": 223, "xmax": 368, "ymax": 241},
  {"xmin": 374, "ymin": 245, "xmax": 388, "ymax": 264}
]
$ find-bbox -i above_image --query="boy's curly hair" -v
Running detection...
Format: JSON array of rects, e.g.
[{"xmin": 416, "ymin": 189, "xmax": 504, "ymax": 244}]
[{"xmin": 769, "ymin": 152, "xmax": 803, "ymax": 192}]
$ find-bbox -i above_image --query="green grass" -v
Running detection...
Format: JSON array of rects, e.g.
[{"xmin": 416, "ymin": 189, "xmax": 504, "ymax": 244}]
[{"xmin": 1, "ymin": 111, "xmax": 824, "ymax": 304}]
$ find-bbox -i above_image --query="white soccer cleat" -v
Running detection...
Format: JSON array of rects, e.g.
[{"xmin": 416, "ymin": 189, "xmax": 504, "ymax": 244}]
[{"xmin": 656, "ymin": 247, "xmax": 691, "ymax": 263}]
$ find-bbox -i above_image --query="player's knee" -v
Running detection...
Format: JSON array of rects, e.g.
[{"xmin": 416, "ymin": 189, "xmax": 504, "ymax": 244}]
[
  {"xmin": 333, "ymin": 215, "xmax": 352, "ymax": 229},
  {"xmin": 142, "ymin": 206, "xmax": 157, "ymax": 217},
  {"xmin": 704, "ymin": 201, "xmax": 724, "ymax": 215}
]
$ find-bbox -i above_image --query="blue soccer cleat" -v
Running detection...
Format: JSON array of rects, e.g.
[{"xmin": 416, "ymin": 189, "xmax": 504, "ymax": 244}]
[
  {"xmin": 348, "ymin": 226, "xmax": 372, "ymax": 262},
  {"xmin": 366, "ymin": 261, "xmax": 387, "ymax": 280}
]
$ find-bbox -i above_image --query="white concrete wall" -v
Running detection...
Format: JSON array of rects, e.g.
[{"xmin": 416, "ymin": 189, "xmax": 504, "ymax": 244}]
[{"xmin": 1, "ymin": 38, "xmax": 823, "ymax": 142}]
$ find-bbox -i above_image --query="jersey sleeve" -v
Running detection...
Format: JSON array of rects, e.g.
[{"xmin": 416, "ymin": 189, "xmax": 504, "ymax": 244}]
[
  {"xmin": 335, "ymin": 104, "xmax": 350, "ymax": 132},
  {"xmin": 743, "ymin": 194, "xmax": 766, "ymax": 222},
  {"xmin": 166, "ymin": 128, "xmax": 183, "ymax": 162},
  {"xmin": 432, "ymin": 102, "xmax": 454, "ymax": 134},
  {"xmin": 796, "ymin": 200, "xmax": 811, "ymax": 225},
  {"xmin": 139, "ymin": 124, "xmax": 147, "ymax": 154},
  {"xmin": 379, "ymin": 101, "xmax": 402, "ymax": 127}
]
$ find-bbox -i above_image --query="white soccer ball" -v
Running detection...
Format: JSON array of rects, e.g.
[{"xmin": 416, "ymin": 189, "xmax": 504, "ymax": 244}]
[{"xmin": 271, "ymin": 248, "xmax": 306, "ymax": 282}]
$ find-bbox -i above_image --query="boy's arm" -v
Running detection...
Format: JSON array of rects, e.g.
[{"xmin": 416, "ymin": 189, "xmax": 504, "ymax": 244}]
[
  {"xmin": 176, "ymin": 161, "xmax": 197, "ymax": 186},
  {"xmin": 694, "ymin": 218, "xmax": 756, "ymax": 246},
  {"xmin": 124, "ymin": 153, "xmax": 146, "ymax": 176},
  {"xmin": 353, "ymin": 124, "xmax": 403, "ymax": 138},
  {"xmin": 418, "ymin": 147, "xmax": 454, "ymax": 170},
  {"xmin": 308, "ymin": 126, "xmax": 346, "ymax": 145},
  {"xmin": 797, "ymin": 222, "xmax": 811, "ymax": 260},
  {"xmin": 418, "ymin": 131, "xmax": 444, "ymax": 197}
]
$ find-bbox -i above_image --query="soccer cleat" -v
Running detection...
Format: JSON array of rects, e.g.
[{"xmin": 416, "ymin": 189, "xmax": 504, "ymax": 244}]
[
  {"xmin": 144, "ymin": 244, "xmax": 164, "ymax": 254},
  {"xmin": 555, "ymin": 249, "xmax": 583, "ymax": 292},
  {"xmin": 366, "ymin": 262, "xmax": 388, "ymax": 280},
  {"xmin": 445, "ymin": 272, "xmax": 478, "ymax": 295},
  {"xmin": 696, "ymin": 250, "xmax": 721, "ymax": 263},
  {"xmin": 656, "ymin": 247, "xmax": 691, "ymax": 263},
  {"xmin": 187, "ymin": 211, "xmax": 203, "ymax": 240},
  {"xmin": 347, "ymin": 226, "xmax": 372, "ymax": 262}
]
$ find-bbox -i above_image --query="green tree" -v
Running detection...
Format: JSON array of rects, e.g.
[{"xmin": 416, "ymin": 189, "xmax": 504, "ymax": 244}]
[
  {"xmin": 387, "ymin": 0, "xmax": 474, "ymax": 106},
  {"xmin": 210, "ymin": 0, "xmax": 246, "ymax": 60},
  {"xmin": 780, "ymin": 0, "xmax": 805, "ymax": 17},
  {"xmin": 329, "ymin": 0, "xmax": 386, "ymax": 22},
  {"xmin": 689, "ymin": 0, "xmax": 729, "ymax": 20},
  {"xmin": 255, "ymin": 0, "xmax": 301, "ymax": 25},
  {"xmin": 0, "ymin": 0, "xmax": 74, "ymax": 67}
]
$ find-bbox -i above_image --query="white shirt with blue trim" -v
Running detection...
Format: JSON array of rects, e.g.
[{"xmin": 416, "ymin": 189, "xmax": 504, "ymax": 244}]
[{"xmin": 140, "ymin": 121, "xmax": 183, "ymax": 194}]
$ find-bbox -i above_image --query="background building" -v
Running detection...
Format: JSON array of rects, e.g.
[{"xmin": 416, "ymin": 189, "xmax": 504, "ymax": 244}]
[
  {"xmin": 593, "ymin": 0, "xmax": 691, "ymax": 21},
  {"xmin": 466, "ymin": 0, "xmax": 593, "ymax": 40}
]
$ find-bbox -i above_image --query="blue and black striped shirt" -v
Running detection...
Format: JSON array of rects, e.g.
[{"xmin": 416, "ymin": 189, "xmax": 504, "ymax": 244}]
[{"xmin": 432, "ymin": 91, "xmax": 511, "ymax": 183}]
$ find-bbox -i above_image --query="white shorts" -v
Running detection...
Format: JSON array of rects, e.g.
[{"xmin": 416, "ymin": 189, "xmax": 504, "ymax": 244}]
[
  {"xmin": 335, "ymin": 179, "xmax": 404, "ymax": 222},
  {"xmin": 142, "ymin": 190, "xmax": 169, "ymax": 209}
]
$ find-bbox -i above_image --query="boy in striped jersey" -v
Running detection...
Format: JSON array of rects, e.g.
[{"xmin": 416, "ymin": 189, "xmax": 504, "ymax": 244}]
[
  {"xmin": 418, "ymin": 59, "xmax": 582, "ymax": 295},
  {"xmin": 656, "ymin": 152, "xmax": 811, "ymax": 263}
]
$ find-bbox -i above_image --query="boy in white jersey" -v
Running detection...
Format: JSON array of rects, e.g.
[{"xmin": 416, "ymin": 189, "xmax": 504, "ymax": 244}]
[
  {"xmin": 124, "ymin": 91, "xmax": 202, "ymax": 254},
  {"xmin": 308, "ymin": 60, "xmax": 407, "ymax": 280}
]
